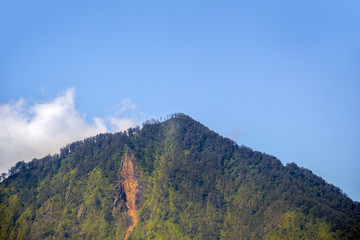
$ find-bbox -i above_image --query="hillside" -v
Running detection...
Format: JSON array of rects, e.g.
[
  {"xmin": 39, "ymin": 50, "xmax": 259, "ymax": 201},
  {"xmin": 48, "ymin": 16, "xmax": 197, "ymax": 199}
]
[{"xmin": 1, "ymin": 113, "xmax": 359, "ymax": 239}]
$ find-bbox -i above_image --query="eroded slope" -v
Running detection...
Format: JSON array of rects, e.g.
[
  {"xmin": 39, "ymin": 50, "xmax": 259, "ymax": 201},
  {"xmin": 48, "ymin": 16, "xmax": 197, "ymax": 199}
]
[{"xmin": 120, "ymin": 151, "xmax": 139, "ymax": 240}]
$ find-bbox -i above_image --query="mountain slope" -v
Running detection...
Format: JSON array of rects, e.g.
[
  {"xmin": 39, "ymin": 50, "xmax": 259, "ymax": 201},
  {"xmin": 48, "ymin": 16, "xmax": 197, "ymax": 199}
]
[{"xmin": 1, "ymin": 113, "xmax": 359, "ymax": 239}]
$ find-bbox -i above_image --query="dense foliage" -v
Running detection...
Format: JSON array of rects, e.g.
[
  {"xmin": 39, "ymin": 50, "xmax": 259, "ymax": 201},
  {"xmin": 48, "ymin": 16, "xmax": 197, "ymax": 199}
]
[{"xmin": 1, "ymin": 113, "xmax": 359, "ymax": 239}]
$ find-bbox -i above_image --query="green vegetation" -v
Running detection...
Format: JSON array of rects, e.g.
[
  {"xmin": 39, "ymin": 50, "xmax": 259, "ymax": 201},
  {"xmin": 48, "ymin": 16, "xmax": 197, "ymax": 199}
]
[
  {"xmin": 1, "ymin": 113, "xmax": 359, "ymax": 239},
  {"xmin": 265, "ymin": 209, "xmax": 337, "ymax": 240}
]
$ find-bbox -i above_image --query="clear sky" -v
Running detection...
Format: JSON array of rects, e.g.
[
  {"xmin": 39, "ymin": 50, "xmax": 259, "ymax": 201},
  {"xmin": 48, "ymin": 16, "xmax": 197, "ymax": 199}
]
[{"xmin": 1, "ymin": 1, "xmax": 359, "ymax": 201}]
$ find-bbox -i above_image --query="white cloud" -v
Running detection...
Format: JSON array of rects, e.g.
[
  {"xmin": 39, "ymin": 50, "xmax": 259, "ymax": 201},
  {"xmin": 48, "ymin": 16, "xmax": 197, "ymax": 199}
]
[
  {"xmin": 109, "ymin": 117, "xmax": 138, "ymax": 132},
  {"xmin": 106, "ymin": 97, "xmax": 143, "ymax": 133},
  {"xmin": 0, "ymin": 88, "xmax": 139, "ymax": 174},
  {"xmin": 117, "ymin": 98, "xmax": 136, "ymax": 115}
]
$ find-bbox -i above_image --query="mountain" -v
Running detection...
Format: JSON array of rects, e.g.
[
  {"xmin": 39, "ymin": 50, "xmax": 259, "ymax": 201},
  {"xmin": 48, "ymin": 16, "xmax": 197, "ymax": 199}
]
[{"xmin": 0, "ymin": 113, "xmax": 359, "ymax": 239}]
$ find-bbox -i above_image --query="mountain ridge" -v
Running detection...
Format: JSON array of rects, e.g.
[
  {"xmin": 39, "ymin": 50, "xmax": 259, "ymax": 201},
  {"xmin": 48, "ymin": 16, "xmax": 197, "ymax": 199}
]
[{"xmin": 1, "ymin": 113, "xmax": 359, "ymax": 239}]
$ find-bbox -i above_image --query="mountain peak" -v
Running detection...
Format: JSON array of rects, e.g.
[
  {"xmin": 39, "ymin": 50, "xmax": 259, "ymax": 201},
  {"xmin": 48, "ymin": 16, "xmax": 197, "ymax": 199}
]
[{"xmin": 1, "ymin": 114, "xmax": 359, "ymax": 239}]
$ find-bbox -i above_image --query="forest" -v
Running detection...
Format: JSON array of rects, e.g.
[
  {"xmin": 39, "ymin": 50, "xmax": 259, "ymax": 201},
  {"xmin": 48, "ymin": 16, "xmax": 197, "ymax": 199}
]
[{"xmin": 1, "ymin": 113, "xmax": 359, "ymax": 239}]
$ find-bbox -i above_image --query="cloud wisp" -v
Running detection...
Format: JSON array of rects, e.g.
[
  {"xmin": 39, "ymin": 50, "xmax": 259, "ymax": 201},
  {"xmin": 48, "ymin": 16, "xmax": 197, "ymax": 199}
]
[
  {"xmin": 0, "ymin": 88, "xmax": 139, "ymax": 174},
  {"xmin": 107, "ymin": 98, "xmax": 143, "ymax": 133}
]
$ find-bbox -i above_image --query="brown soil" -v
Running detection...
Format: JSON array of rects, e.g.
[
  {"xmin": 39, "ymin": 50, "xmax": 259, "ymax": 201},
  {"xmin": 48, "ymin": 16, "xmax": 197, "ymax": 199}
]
[{"xmin": 120, "ymin": 151, "xmax": 139, "ymax": 240}]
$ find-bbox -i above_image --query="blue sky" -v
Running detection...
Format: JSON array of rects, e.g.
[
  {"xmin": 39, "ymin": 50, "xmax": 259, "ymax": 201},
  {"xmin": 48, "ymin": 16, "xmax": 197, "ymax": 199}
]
[{"xmin": 1, "ymin": 1, "xmax": 359, "ymax": 201}]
